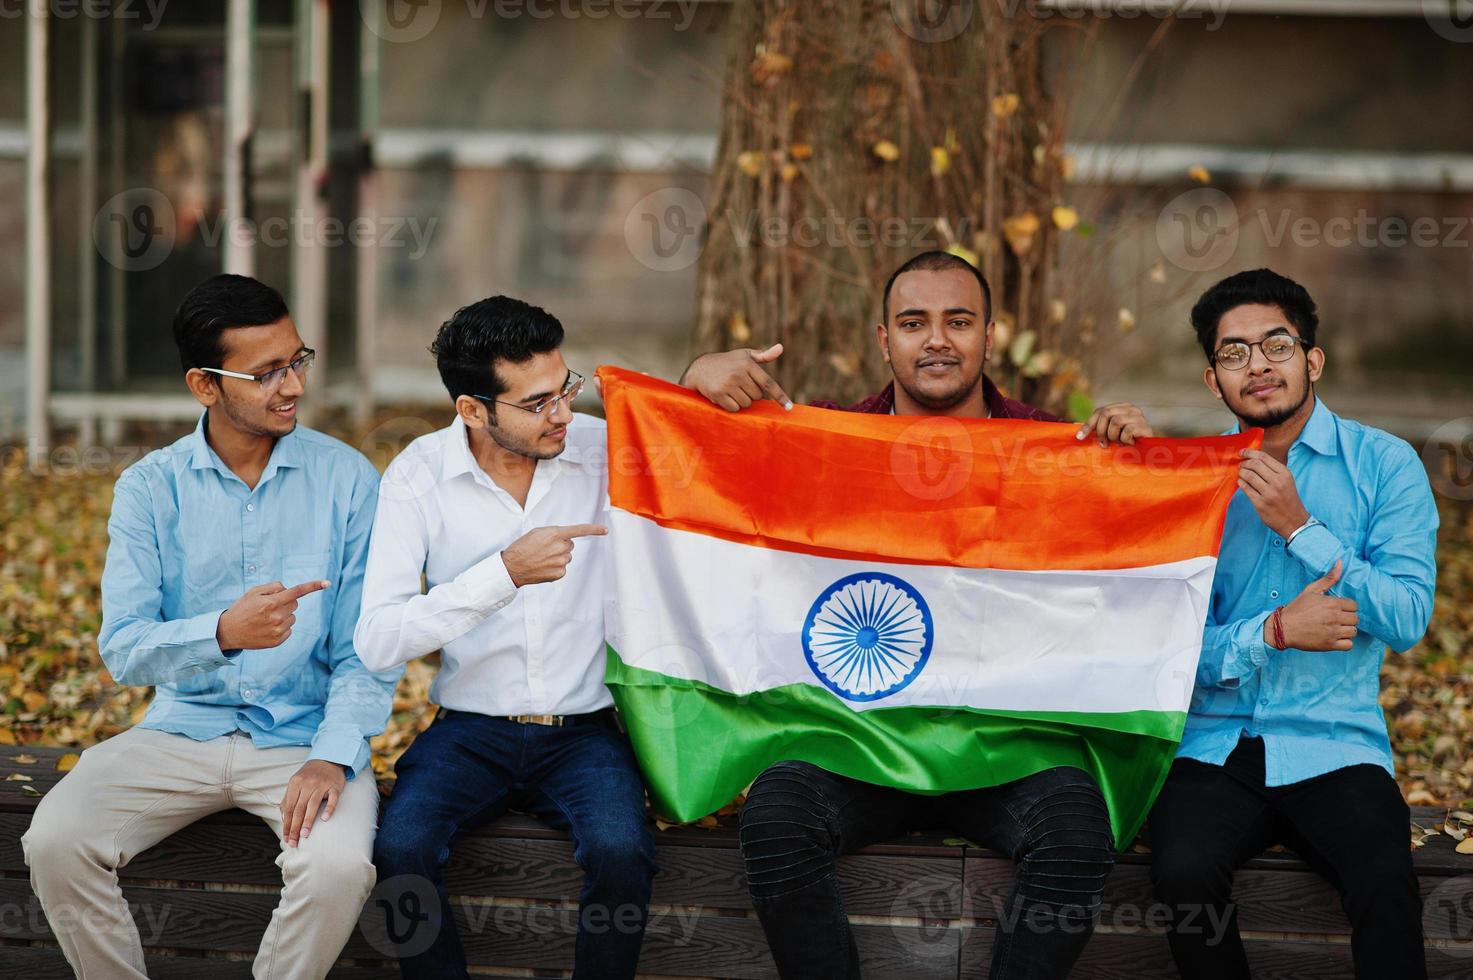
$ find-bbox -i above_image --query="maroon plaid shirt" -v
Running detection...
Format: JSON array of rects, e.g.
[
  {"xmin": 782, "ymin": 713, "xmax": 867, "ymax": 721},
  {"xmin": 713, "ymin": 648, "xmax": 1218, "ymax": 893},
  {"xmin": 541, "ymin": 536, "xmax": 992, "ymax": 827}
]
[{"xmin": 808, "ymin": 375, "xmax": 1059, "ymax": 422}]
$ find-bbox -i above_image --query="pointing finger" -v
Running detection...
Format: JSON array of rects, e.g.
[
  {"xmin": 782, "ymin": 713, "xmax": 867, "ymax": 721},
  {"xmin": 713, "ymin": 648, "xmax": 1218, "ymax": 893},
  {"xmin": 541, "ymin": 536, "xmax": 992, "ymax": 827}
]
[
  {"xmin": 752, "ymin": 366, "xmax": 794, "ymax": 411},
  {"xmin": 281, "ymin": 580, "xmax": 330, "ymax": 602},
  {"xmin": 556, "ymin": 524, "xmax": 609, "ymax": 539}
]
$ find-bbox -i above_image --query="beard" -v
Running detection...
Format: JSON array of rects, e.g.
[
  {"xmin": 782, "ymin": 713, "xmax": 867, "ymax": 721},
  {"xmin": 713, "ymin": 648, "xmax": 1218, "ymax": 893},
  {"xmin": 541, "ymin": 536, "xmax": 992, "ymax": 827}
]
[
  {"xmin": 485, "ymin": 417, "xmax": 564, "ymax": 461},
  {"xmin": 217, "ymin": 389, "xmax": 294, "ymax": 438},
  {"xmin": 896, "ymin": 364, "xmax": 986, "ymax": 412},
  {"xmin": 1230, "ymin": 376, "xmax": 1312, "ymax": 429}
]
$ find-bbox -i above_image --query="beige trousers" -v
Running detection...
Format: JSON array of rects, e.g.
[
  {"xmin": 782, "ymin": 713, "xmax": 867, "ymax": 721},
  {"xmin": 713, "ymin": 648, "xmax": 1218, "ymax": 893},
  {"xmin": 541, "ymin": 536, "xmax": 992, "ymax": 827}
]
[{"xmin": 21, "ymin": 726, "xmax": 379, "ymax": 980}]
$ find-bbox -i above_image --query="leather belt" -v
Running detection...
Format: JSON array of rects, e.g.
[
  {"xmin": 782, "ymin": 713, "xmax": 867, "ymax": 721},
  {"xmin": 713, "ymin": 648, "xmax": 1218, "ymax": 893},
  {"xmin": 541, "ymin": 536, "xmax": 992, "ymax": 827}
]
[{"xmin": 438, "ymin": 707, "xmax": 616, "ymax": 728}]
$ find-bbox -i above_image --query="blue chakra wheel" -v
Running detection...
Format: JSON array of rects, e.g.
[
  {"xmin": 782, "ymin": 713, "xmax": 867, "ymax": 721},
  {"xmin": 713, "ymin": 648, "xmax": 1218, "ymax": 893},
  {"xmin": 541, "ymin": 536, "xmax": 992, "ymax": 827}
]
[{"xmin": 801, "ymin": 572, "xmax": 933, "ymax": 702}]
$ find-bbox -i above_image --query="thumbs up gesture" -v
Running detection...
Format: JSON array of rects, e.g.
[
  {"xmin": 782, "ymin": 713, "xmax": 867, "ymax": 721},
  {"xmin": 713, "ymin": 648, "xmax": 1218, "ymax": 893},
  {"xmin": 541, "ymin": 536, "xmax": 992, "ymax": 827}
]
[{"xmin": 1268, "ymin": 560, "xmax": 1359, "ymax": 652}]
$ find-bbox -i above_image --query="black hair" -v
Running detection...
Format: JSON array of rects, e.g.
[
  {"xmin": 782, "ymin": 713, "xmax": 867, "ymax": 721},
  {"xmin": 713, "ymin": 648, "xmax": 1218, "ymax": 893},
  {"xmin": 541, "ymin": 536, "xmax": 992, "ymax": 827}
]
[
  {"xmin": 881, "ymin": 250, "xmax": 993, "ymax": 324},
  {"xmin": 429, "ymin": 295, "xmax": 565, "ymax": 404},
  {"xmin": 172, "ymin": 274, "xmax": 290, "ymax": 372},
  {"xmin": 1190, "ymin": 268, "xmax": 1319, "ymax": 362}
]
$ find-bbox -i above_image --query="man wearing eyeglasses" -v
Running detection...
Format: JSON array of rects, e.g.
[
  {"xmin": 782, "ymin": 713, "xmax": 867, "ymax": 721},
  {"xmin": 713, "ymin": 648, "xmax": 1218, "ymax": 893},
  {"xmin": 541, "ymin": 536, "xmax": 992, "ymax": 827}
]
[
  {"xmin": 22, "ymin": 274, "xmax": 400, "ymax": 979},
  {"xmin": 355, "ymin": 296, "xmax": 655, "ymax": 980},
  {"xmin": 1147, "ymin": 268, "xmax": 1436, "ymax": 979}
]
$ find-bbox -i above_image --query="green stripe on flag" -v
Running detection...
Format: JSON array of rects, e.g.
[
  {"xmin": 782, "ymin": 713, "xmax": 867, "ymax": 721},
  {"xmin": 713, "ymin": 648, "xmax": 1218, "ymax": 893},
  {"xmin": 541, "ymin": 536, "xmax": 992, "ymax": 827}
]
[{"xmin": 607, "ymin": 646, "xmax": 1184, "ymax": 848}]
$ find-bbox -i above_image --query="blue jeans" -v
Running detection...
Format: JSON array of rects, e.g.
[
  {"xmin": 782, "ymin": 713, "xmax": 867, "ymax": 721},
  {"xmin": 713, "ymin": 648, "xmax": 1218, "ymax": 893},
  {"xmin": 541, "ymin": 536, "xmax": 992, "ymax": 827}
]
[
  {"xmin": 372, "ymin": 709, "xmax": 656, "ymax": 980},
  {"xmin": 740, "ymin": 761, "xmax": 1114, "ymax": 979}
]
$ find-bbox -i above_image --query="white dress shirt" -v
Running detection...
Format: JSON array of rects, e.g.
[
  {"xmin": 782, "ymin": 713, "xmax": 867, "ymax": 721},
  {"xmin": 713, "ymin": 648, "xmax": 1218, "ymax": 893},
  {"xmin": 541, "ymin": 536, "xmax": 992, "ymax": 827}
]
[{"xmin": 353, "ymin": 413, "xmax": 612, "ymax": 715}]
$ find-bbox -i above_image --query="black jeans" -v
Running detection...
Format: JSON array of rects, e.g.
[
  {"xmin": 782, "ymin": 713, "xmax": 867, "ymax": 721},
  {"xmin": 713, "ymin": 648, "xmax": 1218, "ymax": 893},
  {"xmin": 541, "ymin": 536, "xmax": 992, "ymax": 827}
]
[
  {"xmin": 739, "ymin": 761, "xmax": 1115, "ymax": 979},
  {"xmin": 372, "ymin": 710, "xmax": 656, "ymax": 980},
  {"xmin": 1149, "ymin": 736, "xmax": 1426, "ymax": 980}
]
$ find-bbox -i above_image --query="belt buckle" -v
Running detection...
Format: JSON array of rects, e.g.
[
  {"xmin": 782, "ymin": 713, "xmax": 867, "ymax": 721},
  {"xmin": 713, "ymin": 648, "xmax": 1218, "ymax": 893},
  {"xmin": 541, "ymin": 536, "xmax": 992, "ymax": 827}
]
[{"xmin": 511, "ymin": 714, "xmax": 565, "ymax": 726}]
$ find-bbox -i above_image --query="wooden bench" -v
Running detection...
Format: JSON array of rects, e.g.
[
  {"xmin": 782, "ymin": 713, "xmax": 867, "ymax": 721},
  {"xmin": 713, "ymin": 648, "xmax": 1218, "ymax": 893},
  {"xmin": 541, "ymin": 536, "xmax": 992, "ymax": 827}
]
[{"xmin": 2, "ymin": 745, "xmax": 1470, "ymax": 978}]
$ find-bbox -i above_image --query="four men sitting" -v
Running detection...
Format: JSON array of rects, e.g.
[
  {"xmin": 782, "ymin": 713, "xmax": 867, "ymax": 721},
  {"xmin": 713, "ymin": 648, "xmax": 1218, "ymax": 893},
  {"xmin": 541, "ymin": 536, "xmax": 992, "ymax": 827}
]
[{"xmin": 22, "ymin": 257, "xmax": 1437, "ymax": 980}]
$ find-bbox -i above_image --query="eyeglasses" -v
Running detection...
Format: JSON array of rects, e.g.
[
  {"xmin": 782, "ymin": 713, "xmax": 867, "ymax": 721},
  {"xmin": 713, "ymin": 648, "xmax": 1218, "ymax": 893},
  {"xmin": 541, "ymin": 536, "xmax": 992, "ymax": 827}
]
[
  {"xmin": 200, "ymin": 349, "xmax": 315, "ymax": 392},
  {"xmin": 472, "ymin": 370, "xmax": 585, "ymax": 417},
  {"xmin": 1211, "ymin": 335, "xmax": 1309, "ymax": 371}
]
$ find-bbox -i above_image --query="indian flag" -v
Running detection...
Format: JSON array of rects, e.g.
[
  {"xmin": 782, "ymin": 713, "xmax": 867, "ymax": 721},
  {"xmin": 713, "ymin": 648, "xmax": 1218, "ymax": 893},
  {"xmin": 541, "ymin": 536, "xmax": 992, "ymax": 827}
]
[{"xmin": 597, "ymin": 366, "xmax": 1256, "ymax": 845}]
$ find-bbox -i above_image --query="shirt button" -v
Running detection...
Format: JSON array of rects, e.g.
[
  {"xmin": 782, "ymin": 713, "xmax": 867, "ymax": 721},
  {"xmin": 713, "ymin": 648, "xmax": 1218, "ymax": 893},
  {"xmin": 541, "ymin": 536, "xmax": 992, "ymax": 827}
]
[
  {"xmin": 1270, "ymin": 590, "xmax": 1279, "ymax": 599},
  {"xmin": 243, "ymin": 688, "xmax": 254, "ymax": 699},
  {"xmin": 246, "ymin": 503, "xmax": 255, "ymax": 512},
  {"xmin": 247, "ymin": 564, "xmax": 256, "ymax": 574},
  {"xmin": 1272, "ymin": 538, "xmax": 1281, "ymax": 548},
  {"xmin": 1259, "ymin": 698, "xmax": 1269, "ymax": 706}
]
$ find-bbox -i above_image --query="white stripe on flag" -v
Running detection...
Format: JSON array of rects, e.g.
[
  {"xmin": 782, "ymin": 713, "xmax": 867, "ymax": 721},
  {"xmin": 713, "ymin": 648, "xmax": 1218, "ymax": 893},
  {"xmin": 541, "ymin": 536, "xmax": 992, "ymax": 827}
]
[{"xmin": 605, "ymin": 509, "xmax": 1215, "ymax": 717}]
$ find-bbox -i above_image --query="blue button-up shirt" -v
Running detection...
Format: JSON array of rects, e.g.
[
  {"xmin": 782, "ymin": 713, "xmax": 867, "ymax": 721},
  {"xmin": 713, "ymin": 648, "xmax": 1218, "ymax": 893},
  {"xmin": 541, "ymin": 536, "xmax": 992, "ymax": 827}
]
[
  {"xmin": 97, "ymin": 413, "xmax": 401, "ymax": 777},
  {"xmin": 1178, "ymin": 397, "xmax": 1437, "ymax": 784}
]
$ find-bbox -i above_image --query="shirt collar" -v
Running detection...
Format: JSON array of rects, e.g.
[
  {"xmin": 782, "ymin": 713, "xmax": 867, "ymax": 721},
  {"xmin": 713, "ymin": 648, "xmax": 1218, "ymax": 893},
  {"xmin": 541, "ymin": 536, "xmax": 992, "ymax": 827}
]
[
  {"xmin": 440, "ymin": 415, "xmax": 477, "ymax": 482},
  {"xmin": 187, "ymin": 411, "xmax": 305, "ymax": 481},
  {"xmin": 1225, "ymin": 396, "xmax": 1338, "ymax": 457},
  {"xmin": 1295, "ymin": 396, "xmax": 1338, "ymax": 456},
  {"xmin": 440, "ymin": 414, "xmax": 588, "ymax": 484},
  {"xmin": 874, "ymin": 378, "xmax": 998, "ymax": 418}
]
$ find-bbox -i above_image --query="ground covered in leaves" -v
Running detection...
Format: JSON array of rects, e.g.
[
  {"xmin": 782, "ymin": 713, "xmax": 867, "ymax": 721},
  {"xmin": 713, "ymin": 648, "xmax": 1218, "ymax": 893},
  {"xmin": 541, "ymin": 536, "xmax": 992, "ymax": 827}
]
[{"xmin": 2, "ymin": 431, "xmax": 1469, "ymax": 846}]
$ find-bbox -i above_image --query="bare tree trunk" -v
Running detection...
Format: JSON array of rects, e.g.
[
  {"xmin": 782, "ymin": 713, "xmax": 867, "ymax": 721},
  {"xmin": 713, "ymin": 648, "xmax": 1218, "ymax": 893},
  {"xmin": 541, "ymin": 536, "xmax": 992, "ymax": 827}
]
[{"xmin": 696, "ymin": 0, "xmax": 1087, "ymax": 411}]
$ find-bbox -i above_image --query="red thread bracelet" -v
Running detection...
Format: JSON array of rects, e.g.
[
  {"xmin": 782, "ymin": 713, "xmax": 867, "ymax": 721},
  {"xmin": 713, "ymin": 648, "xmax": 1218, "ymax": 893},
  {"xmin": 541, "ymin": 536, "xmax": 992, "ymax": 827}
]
[{"xmin": 1270, "ymin": 606, "xmax": 1286, "ymax": 650}]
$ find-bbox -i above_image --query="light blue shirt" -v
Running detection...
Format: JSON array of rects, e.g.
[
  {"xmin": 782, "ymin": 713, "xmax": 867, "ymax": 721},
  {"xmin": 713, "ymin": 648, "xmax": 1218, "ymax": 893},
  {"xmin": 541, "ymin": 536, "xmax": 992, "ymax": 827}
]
[
  {"xmin": 1178, "ymin": 397, "xmax": 1438, "ymax": 784},
  {"xmin": 98, "ymin": 413, "xmax": 401, "ymax": 777}
]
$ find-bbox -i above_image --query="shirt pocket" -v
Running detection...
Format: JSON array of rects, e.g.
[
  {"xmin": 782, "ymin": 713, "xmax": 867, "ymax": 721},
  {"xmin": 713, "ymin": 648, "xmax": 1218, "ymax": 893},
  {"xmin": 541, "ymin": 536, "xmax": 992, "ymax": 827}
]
[{"xmin": 281, "ymin": 551, "xmax": 333, "ymax": 639}]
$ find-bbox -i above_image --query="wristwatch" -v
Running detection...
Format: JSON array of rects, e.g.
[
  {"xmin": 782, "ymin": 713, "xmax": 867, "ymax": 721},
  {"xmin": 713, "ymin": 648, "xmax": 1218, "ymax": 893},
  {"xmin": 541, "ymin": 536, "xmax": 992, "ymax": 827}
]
[{"xmin": 1285, "ymin": 515, "xmax": 1324, "ymax": 550}]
